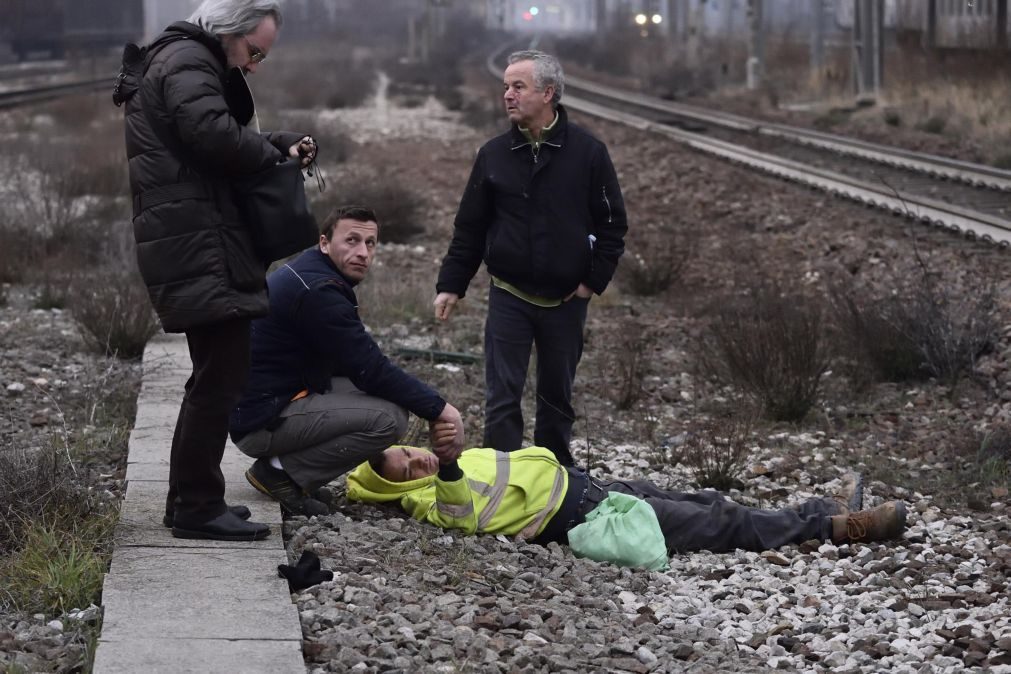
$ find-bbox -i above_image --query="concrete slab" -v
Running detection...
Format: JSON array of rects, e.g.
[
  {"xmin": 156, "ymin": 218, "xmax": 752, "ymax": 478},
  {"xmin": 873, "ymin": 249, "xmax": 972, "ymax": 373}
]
[
  {"xmin": 125, "ymin": 445, "xmax": 252, "ymax": 483},
  {"xmin": 92, "ymin": 638, "xmax": 304, "ymax": 674},
  {"xmin": 94, "ymin": 332, "xmax": 305, "ymax": 673},
  {"xmin": 101, "ymin": 546, "xmax": 300, "ymax": 642},
  {"xmin": 132, "ymin": 402, "xmax": 183, "ymax": 428},
  {"xmin": 116, "ymin": 481, "xmax": 282, "ymax": 549},
  {"xmin": 125, "ymin": 456, "xmax": 250, "ymax": 483}
]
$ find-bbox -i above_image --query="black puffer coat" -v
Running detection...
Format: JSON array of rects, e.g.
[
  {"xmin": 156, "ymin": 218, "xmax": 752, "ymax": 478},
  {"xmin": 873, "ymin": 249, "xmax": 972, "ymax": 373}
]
[{"xmin": 119, "ymin": 21, "xmax": 304, "ymax": 332}]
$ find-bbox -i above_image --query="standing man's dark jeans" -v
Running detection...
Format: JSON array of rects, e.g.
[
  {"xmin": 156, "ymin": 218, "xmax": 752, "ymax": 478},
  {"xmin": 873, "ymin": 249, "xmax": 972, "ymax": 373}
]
[
  {"xmin": 587, "ymin": 478, "xmax": 835, "ymax": 553},
  {"xmin": 484, "ymin": 285, "xmax": 589, "ymax": 466},
  {"xmin": 166, "ymin": 318, "xmax": 251, "ymax": 524}
]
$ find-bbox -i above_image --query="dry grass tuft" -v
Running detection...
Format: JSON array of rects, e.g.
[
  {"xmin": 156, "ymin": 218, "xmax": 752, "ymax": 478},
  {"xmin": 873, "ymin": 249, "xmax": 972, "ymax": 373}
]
[{"xmin": 675, "ymin": 413, "xmax": 755, "ymax": 492}]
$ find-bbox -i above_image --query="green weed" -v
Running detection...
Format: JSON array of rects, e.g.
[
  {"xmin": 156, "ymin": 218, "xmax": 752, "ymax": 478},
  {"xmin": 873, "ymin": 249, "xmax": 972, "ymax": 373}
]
[{"xmin": 0, "ymin": 513, "xmax": 115, "ymax": 615}]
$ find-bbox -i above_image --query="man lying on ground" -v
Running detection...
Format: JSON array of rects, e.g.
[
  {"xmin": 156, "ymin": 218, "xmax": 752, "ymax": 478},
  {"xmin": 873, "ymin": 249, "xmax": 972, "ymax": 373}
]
[{"xmin": 346, "ymin": 437, "xmax": 907, "ymax": 558}]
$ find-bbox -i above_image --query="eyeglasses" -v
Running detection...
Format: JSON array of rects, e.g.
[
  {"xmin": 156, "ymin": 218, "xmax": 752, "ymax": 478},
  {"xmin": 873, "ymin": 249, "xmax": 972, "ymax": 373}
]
[{"xmin": 242, "ymin": 36, "xmax": 267, "ymax": 64}]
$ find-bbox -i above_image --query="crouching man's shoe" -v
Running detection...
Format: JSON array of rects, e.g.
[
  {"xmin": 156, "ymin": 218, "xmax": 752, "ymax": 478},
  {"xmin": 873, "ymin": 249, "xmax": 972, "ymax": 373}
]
[
  {"xmin": 163, "ymin": 504, "xmax": 252, "ymax": 529},
  {"xmin": 831, "ymin": 501, "xmax": 907, "ymax": 544},
  {"xmin": 245, "ymin": 458, "xmax": 329, "ymax": 517},
  {"xmin": 172, "ymin": 510, "xmax": 270, "ymax": 541}
]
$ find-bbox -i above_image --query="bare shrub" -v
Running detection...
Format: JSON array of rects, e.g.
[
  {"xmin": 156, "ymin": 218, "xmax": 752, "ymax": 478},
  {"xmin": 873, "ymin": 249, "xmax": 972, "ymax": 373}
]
[
  {"xmin": 254, "ymin": 44, "xmax": 376, "ymax": 110},
  {"xmin": 9, "ymin": 151, "xmax": 90, "ymax": 234},
  {"xmin": 459, "ymin": 97, "xmax": 503, "ymax": 132},
  {"xmin": 700, "ymin": 282, "xmax": 830, "ymax": 422},
  {"xmin": 609, "ymin": 321, "xmax": 656, "ymax": 411},
  {"xmin": 356, "ymin": 263, "xmax": 433, "ymax": 328},
  {"xmin": 0, "ymin": 445, "xmax": 85, "ymax": 555},
  {"xmin": 831, "ymin": 265, "xmax": 997, "ymax": 386},
  {"xmin": 70, "ymin": 268, "xmax": 160, "ymax": 360},
  {"xmin": 830, "ymin": 278, "xmax": 924, "ymax": 383},
  {"xmin": 0, "ymin": 226, "xmax": 45, "ymax": 283},
  {"xmin": 917, "ymin": 115, "xmax": 948, "ymax": 135},
  {"xmin": 311, "ymin": 176, "xmax": 425, "ymax": 243},
  {"xmin": 676, "ymin": 413, "xmax": 754, "ymax": 492},
  {"xmin": 621, "ymin": 228, "xmax": 695, "ymax": 297}
]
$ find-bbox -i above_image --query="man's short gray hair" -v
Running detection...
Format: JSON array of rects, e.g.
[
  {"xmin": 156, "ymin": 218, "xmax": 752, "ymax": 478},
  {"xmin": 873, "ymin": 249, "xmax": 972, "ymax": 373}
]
[
  {"xmin": 508, "ymin": 50, "xmax": 564, "ymax": 107},
  {"xmin": 189, "ymin": 0, "xmax": 283, "ymax": 37}
]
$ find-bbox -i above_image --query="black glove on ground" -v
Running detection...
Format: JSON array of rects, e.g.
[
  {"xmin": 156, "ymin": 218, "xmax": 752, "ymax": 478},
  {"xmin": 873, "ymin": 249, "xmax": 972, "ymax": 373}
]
[{"xmin": 277, "ymin": 550, "xmax": 333, "ymax": 592}]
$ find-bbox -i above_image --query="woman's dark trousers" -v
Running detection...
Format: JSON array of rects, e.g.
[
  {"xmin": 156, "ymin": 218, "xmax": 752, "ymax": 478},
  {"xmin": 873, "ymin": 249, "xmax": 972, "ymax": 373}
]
[{"xmin": 165, "ymin": 318, "xmax": 251, "ymax": 524}]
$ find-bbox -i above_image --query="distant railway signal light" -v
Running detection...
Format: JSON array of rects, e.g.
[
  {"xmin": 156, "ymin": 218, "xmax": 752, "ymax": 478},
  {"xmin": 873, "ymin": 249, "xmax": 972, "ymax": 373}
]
[
  {"xmin": 523, "ymin": 11, "xmax": 533, "ymax": 20},
  {"xmin": 634, "ymin": 13, "xmax": 648, "ymax": 25},
  {"xmin": 651, "ymin": 14, "xmax": 662, "ymax": 24},
  {"xmin": 529, "ymin": 6, "xmax": 539, "ymax": 15}
]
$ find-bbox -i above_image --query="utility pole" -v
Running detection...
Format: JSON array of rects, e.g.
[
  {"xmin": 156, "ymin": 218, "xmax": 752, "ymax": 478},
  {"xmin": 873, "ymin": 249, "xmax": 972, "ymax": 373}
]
[
  {"xmin": 747, "ymin": 0, "xmax": 764, "ymax": 90},
  {"xmin": 852, "ymin": 0, "xmax": 883, "ymax": 99},
  {"xmin": 811, "ymin": 0, "xmax": 825, "ymax": 72},
  {"xmin": 998, "ymin": 0, "xmax": 1008, "ymax": 49},
  {"xmin": 923, "ymin": 0, "xmax": 936, "ymax": 49}
]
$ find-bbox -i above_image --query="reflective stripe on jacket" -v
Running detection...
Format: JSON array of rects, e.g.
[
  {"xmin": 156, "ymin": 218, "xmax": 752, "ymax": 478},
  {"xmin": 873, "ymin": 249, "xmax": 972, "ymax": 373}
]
[{"xmin": 346, "ymin": 447, "xmax": 569, "ymax": 539}]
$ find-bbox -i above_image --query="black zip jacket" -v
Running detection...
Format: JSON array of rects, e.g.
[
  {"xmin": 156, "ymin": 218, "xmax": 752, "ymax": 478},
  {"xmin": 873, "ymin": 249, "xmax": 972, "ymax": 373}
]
[
  {"xmin": 229, "ymin": 248, "xmax": 446, "ymax": 437},
  {"xmin": 436, "ymin": 105, "xmax": 627, "ymax": 300}
]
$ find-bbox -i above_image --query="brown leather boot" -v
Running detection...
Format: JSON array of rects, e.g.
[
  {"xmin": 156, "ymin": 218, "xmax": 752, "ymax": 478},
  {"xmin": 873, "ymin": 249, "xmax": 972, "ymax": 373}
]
[
  {"xmin": 828, "ymin": 472, "xmax": 864, "ymax": 515},
  {"xmin": 831, "ymin": 501, "xmax": 907, "ymax": 544}
]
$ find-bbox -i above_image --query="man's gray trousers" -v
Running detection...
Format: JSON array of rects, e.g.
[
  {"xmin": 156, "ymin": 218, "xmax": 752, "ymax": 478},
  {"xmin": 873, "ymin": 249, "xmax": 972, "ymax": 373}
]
[{"xmin": 235, "ymin": 377, "xmax": 408, "ymax": 491}]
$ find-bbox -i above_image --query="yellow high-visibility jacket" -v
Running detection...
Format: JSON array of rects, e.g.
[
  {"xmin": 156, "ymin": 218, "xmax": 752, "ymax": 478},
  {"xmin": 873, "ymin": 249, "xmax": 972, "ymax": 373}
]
[{"xmin": 346, "ymin": 446, "xmax": 569, "ymax": 540}]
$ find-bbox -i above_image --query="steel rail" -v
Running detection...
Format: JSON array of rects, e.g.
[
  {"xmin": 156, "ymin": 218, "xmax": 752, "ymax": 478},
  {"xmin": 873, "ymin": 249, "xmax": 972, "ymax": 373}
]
[
  {"xmin": 0, "ymin": 77, "xmax": 109, "ymax": 110},
  {"xmin": 485, "ymin": 48, "xmax": 1010, "ymax": 246},
  {"xmin": 566, "ymin": 94, "xmax": 1011, "ymax": 246},
  {"xmin": 563, "ymin": 73, "xmax": 1011, "ymax": 192}
]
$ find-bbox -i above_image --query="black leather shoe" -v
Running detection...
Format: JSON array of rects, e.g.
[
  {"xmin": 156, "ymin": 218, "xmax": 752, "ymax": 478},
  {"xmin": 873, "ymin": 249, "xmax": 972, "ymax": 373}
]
[
  {"xmin": 163, "ymin": 505, "xmax": 252, "ymax": 529},
  {"xmin": 171, "ymin": 511, "xmax": 270, "ymax": 541},
  {"xmin": 245, "ymin": 458, "xmax": 329, "ymax": 517}
]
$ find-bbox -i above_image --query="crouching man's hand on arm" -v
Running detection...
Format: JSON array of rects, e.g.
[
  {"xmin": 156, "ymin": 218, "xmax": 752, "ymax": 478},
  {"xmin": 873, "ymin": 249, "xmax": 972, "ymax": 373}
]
[{"xmin": 430, "ymin": 404, "xmax": 465, "ymax": 463}]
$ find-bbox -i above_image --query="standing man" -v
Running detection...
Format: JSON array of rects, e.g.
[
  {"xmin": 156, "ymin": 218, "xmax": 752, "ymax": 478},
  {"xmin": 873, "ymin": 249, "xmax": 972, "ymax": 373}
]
[
  {"xmin": 230, "ymin": 206, "xmax": 466, "ymax": 515},
  {"xmin": 434, "ymin": 50, "xmax": 627, "ymax": 466},
  {"xmin": 117, "ymin": 0, "xmax": 316, "ymax": 540}
]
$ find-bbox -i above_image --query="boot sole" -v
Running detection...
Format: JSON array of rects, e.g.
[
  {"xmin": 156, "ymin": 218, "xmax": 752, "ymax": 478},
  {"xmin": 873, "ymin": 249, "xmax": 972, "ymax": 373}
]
[
  {"xmin": 848, "ymin": 474, "xmax": 864, "ymax": 512},
  {"xmin": 246, "ymin": 468, "xmax": 321, "ymax": 515},
  {"xmin": 890, "ymin": 501, "xmax": 908, "ymax": 538},
  {"xmin": 171, "ymin": 526, "xmax": 269, "ymax": 541}
]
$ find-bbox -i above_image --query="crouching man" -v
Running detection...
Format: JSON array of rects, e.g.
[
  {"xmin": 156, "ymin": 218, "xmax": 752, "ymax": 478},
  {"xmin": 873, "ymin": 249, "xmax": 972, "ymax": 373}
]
[
  {"xmin": 347, "ymin": 438, "xmax": 907, "ymax": 557},
  {"xmin": 229, "ymin": 206, "xmax": 465, "ymax": 515}
]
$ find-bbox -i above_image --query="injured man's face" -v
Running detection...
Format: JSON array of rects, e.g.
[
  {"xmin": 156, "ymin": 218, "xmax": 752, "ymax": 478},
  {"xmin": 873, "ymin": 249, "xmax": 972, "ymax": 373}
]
[{"xmin": 381, "ymin": 446, "xmax": 439, "ymax": 482}]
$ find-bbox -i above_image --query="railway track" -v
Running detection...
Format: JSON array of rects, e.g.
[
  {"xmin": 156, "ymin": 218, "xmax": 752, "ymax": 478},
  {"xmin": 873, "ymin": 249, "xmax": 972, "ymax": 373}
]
[
  {"xmin": 0, "ymin": 77, "xmax": 108, "ymax": 110},
  {"xmin": 487, "ymin": 49, "xmax": 1011, "ymax": 247}
]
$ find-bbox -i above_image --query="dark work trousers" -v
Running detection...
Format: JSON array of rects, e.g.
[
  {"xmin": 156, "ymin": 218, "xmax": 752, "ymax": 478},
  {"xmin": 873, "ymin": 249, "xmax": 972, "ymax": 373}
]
[
  {"xmin": 166, "ymin": 318, "xmax": 251, "ymax": 524},
  {"xmin": 483, "ymin": 285, "xmax": 589, "ymax": 466},
  {"xmin": 584, "ymin": 478, "xmax": 835, "ymax": 554}
]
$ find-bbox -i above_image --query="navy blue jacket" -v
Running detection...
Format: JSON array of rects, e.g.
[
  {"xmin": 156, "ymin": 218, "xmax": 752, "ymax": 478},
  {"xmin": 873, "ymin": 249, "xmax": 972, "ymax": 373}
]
[
  {"xmin": 230, "ymin": 248, "xmax": 446, "ymax": 437},
  {"xmin": 436, "ymin": 104, "xmax": 627, "ymax": 300}
]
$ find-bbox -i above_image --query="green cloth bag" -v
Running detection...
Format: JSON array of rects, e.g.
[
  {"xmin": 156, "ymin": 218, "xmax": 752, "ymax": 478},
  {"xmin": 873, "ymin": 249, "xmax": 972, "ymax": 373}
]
[{"xmin": 567, "ymin": 492, "xmax": 669, "ymax": 571}]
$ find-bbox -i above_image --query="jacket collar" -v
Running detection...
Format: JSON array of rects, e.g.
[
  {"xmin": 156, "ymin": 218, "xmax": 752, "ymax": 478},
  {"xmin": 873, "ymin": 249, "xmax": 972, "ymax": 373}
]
[
  {"xmin": 510, "ymin": 103, "xmax": 569, "ymax": 150},
  {"xmin": 308, "ymin": 248, "xmax": 358, "ymax": 288},
  {"xmin": 152, "ymin": 21, "xmax": 227, "ymax": 67}
]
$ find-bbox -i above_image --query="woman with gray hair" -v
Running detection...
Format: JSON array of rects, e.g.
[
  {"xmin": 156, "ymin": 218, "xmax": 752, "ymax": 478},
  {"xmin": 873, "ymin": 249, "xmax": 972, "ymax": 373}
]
[{"xmin": 115, "ymin": 0, "xmax": 317, "ymax": 540}]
